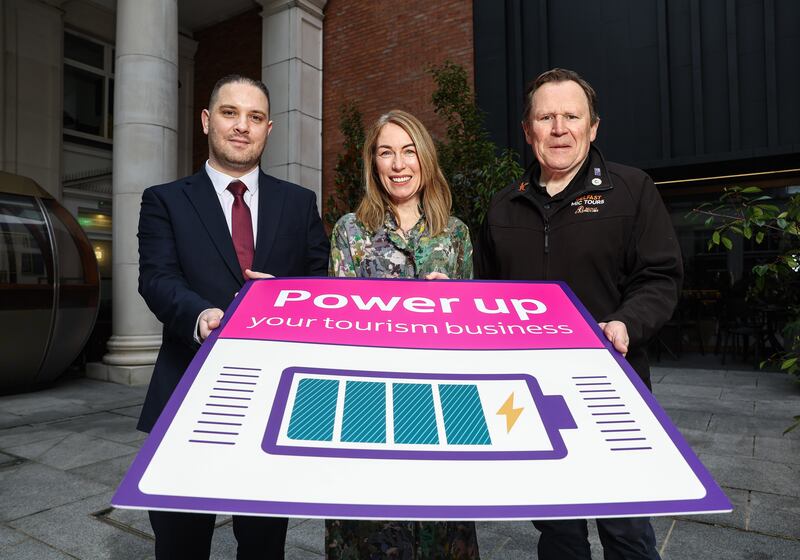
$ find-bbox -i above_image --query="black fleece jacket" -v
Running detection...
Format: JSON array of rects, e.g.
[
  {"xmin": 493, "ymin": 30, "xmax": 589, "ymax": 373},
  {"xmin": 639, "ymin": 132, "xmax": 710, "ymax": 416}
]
[{"xmin": 475, "ymin": 145, "xmax": 683, "ymax": 385}]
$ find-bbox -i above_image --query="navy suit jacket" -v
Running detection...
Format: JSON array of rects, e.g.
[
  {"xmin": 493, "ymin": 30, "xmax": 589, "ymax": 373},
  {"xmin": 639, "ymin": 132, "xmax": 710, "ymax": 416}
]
[{"xmin": 136, "ymin": 168, "xmax": 329, "ymax": 432}]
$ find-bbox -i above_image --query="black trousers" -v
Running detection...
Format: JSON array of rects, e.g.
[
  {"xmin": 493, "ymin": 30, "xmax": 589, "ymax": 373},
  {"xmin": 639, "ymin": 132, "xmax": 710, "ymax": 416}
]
[
  {"xmin": 149, "ymin": 510, "xmax": 288, "ymax": 559},
  {"xmin": 532, "ymin": 518, "xmax": 660, "ymax": 560}
]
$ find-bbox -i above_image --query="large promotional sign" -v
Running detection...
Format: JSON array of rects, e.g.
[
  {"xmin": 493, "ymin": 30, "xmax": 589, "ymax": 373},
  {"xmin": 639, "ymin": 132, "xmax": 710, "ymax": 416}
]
[{"xmin": 113, "ymin": 278, "xmax": 731, "ymax": 520}]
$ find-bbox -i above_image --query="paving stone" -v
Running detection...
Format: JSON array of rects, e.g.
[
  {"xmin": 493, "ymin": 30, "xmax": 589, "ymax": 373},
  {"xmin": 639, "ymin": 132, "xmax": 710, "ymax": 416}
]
[
  {"xmin": 655, "ymin": 393, "xmax": 755, "ymax": 416},
  {"xmin": 6, "ymin": 432, "xmax": 139, "ymax": 471},
  {"xmin": 0, "ymin": 461, "xmax": 107, "ymax": 521},
  {"xmin": 708, "ymin": 413, "xmax": 800, "ymax": 439},
  {"xmin": 721, "ymin": 384, "xmax": 800, "ymax": 402},
  {"xmin": 748, "ymin": 491, "xmax": 800, "ymax": 540},
  {"xmin": 285, "ymin": 547, "xmax": 325, "ymax": 559},
  {"xmin": 0, "ymin": 451, "xmax": 19, "ymax": 467},
  {"xmin": 0, "ymin": 523, "xmax": 28, "ymax": 547},
  {"xmin": 674, "ymin": 487, "xmax": 748, "ymax": 530},
  {"xmin": 660, "ymin": 519, "xmax": 799, "ymax": 559},
  {"xmin": 753, "ymin": 434, "xmax": 800, "ymax": 465},
  {"xmin": 752, "ymin": 399, "xmax": 800, "ymax": 420},
  {"xmin": 661, "ymin": 409, "xmax": 712, "ymax": 432},
  {"xmin": 678, "ymin": 428, "xmax": 754, "ymax": 459},
  {"xmin": 0, "ymin": 536, "xmax": 75, "ymax": 559},
  {"xmin": 476, "ymin": 521, "xmax": 538, "ymax": 560},
  {"xmin": 755, "ymin": 373, "xmax": 800, "ymax": 390},
  {"xmin": 284, "ymin": 517, "xmax": 325, "ymax": 556},
  {"xmin": 659, "ymin": 372, "xmax": 755, "ymax": 388},
  {"xmin": 698, "ymin": 453, "xmax": 799, "ymax": 498},
  {"xmin": 110, "ymin": 405, "xmax": 144, "ymax": 419},
  {"xmin": 653, "ymin": 383, "xmax": 724, "ymax": 399},
  {"xmin": 46, "ymin": 412, "xmax": 146, "ymax": 444},
  {"xmin": 68, "ymin": 451, "xmax": 138, "ymax": 488},
  {"xmin": 0, "ymin": 424, "xmax": 74, "ymax": 450},
  {"xmin": 8, "ymin": 491, "xmax": 154, "ymax": 560},
  {"xmin": 101, "ymin": 506, "xmax": 154, "ymax": 538}
]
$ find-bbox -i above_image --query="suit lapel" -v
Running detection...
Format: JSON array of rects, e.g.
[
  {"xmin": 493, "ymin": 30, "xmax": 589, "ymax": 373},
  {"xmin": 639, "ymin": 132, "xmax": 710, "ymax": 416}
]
[
  {"xmin": 252, "ymin": 171, "xmax": 286, "ymax": 272},
  {"xmin": 183, "ymin": 170, "xmax": 242, "ymax": 282}
]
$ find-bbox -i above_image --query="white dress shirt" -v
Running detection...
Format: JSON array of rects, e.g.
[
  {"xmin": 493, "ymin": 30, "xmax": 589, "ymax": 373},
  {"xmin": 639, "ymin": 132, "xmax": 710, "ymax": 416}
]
[
  {"xmin": 204, "ymin": 160, "xmax": 260, "ymax": 241},
  {"xmin": 194, "ymin": 162, "xmax": 262, "ymax": 343}
]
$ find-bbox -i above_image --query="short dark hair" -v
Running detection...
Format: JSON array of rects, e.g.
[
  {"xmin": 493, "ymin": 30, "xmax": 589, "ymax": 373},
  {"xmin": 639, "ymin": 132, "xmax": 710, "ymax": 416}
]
[
  {"xmin": 522, "ymin": 68, "xmax": 599, "ymax": 124},
  {"xmin": 208, "ymin": 74, "xmax": 271, "ymax": 119}
]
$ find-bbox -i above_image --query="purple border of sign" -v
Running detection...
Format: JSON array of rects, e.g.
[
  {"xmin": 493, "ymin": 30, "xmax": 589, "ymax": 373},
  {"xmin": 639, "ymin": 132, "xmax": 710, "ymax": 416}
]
[
  {"xmin": 112, "ymin": 278, "xmax": 732, "ymax": 519},
  {"xmin": 262, "ymin": 369, "xmax": 576, "ymax": 460}
]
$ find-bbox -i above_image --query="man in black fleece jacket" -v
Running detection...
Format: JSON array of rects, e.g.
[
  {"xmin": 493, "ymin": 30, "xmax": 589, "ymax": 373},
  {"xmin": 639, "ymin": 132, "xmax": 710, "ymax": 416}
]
[{"xmin": 476, "ymin": 68, "xmax": 682, "ymax": 560}]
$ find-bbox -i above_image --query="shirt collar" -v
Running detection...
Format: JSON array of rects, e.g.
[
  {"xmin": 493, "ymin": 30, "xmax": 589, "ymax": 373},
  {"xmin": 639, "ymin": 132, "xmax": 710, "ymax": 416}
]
[{"xmin": 205, "ymin": 161, "xmax": 260, "ymax": 195}]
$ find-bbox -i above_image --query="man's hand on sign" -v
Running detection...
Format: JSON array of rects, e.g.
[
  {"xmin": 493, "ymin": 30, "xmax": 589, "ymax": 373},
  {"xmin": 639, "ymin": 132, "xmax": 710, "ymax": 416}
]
[
  {"xmin": 199, "ymin": 308, "xmax": 224, "ymax": 341},
  {"xmin": 245, "ymin": 269, "xmax": 275, "ymax": 280},
  {"xmin": 599, "ymin": 320, "xmax": 629, "ymax": 356}
]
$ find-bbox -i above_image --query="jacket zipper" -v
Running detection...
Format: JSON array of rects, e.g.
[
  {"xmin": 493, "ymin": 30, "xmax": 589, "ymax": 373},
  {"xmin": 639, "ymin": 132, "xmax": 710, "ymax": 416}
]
[{"xmin": 544, "ymin": 222, "xmax": 550, "ymax": 254}]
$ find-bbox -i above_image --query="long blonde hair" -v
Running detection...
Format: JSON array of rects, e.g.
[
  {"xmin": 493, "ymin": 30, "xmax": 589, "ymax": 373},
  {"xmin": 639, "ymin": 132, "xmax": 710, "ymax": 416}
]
[{"xmin": 355, "ymin": 110, "xmax": 452, "ymax": 236}]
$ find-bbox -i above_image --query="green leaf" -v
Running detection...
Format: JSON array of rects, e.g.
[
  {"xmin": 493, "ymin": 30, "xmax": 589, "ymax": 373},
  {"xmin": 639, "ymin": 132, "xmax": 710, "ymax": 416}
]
[
  {"xmin": 777, "ymin": 218, "xmax": 788, "ymax": 229},
  {"xmin": 782, "ymin": 358, "xmax": 798, "ymax": 370},
  {"xmin": 712, "ymin": 231, "xmax": 721, "ymax": 244},
  {"xmin": 704, "ymin": 216, "xmax": 714, "ymax": 227},
  {"xmin": 740, "ymin": 186, "xmax": 762, "ymax": 194},
  {"xmin": 756, "ymin": 231, "xmax": 765, "ymax": 244},
  {"xmin": 743, "ymin": 225, "xmax": 752, "ymax": 239},
  {"xmin": 721, "ymin": 236, "xmax": 733, "ymax": 250}
]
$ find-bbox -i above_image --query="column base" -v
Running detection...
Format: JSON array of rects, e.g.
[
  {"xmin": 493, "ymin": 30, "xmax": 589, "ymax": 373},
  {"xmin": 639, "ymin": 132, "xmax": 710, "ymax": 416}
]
[{"xmin": 86, "ymin": 362, "xmax": 154, "ymax": 386}]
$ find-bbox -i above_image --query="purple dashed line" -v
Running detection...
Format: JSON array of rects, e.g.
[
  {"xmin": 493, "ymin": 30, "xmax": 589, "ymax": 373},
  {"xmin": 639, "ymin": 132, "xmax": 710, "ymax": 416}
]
[
  {"xmin": 606, "ymin": 437, "xmax": 647, "ymax": 442},
  {"xmin": 202, "ymin": 411, "xmax": 246, "ymax": 417},
  {"xmin": 198, "ymin": 421, "xmax": 243, "ymax": 426},
  {"xmin": 583, "ymin": 396, "xmax": 621, "ymax": 401},
  {"xmin": 587, "ymin": 404, "xmax": 625, "ymax": 408},
  {"xmin": 579, "ymin": 389, "xmax": 616, "ymax": 393},
  {"xmin": 575, "ymin": 382, "xmax": 612, "ymax": 386},
  {"xmin": 601, "ymin": 428, "xmax": 641, "ymax": 433},
  {"xmin": 212, "ymin": 387, "xmax": 255, "ymax": 393},
  {"xmin": 610, "ymin": 446, "xmax": 652, "ymax": 451},
  {"xmin": 209, "ymin": 395, "xmax": 251, "ymax": 401},
  {"xmin": 189, "ymin": 439, "xmax": 236, "ymax": 445},
  {"xmin": 194, "ymin": 429, "xmax": 240, "ymax": 436},
  {"xmin": 220, "ymin": 373, "xmax": 260, "ymax": 379},
  {"xmin": 205, "ymin": 403, "xmax": 249, "ymax": 409},
  {"xmin": 571, "ymin": 375, "xmax": 608, "ymax": 379},
  {"xmin": 596, "ymin": 419, "xmax": 635, "ymax": 424},
  {"xmin": 592, "ymin": 412, "xmax": 630, "ymax": 416},
  {"xmin": 223, "ymin": 366, "xmax": 261, "ymax": 371},
  {"xmin": 217, "ymin": 380, "xmax": 257, "ymax": 386}
]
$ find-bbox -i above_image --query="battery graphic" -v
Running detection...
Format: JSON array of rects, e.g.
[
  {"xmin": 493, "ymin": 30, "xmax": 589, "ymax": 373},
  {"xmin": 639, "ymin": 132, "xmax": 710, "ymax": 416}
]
[{"xmin": 262, "ymin": 367, "xmax": 576, "ymax": 460}]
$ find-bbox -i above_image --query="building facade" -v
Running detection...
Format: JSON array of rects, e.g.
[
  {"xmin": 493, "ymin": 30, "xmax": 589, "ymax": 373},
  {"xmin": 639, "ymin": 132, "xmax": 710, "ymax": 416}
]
[{"xmin": 1, "ymin": 0, "xmax": 797, "ymax": 384}]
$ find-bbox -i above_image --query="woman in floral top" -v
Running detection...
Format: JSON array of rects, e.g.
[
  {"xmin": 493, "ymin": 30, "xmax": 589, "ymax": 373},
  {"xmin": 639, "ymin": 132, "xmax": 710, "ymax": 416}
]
[{"xmin": 327, "ymin": 110, "xmax": 478, "ymax": 560}]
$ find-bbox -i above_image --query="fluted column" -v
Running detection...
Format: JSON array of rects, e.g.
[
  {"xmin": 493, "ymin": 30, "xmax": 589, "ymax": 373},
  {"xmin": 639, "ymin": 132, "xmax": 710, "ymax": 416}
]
[
  {"xmin": 89, "ymin": 0, "xmax": 178, "ymax": 385},
  {"xmin": 256, "ymin": 0, "xmax": 327, "ymax": 202}
]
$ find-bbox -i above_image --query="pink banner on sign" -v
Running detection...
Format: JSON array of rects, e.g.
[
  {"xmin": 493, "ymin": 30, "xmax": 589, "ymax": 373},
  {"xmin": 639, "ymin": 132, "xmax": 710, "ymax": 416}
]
[{"xmin": 218, "ymin": 278, "xmax": 603, "ymax": 350}]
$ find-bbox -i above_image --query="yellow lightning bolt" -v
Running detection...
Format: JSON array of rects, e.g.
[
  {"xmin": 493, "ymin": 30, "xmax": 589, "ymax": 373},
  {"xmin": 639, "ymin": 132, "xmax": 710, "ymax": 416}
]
[{"xmin": 497, "ymin": 392, "xmax": 524, "ymax": 433}]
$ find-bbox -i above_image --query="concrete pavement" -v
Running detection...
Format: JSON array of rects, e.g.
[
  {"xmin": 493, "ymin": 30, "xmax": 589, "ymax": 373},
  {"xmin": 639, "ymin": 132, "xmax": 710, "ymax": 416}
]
[{"xmin": 1, "ymin": 362, "xmax": 798, "ymax": 559}]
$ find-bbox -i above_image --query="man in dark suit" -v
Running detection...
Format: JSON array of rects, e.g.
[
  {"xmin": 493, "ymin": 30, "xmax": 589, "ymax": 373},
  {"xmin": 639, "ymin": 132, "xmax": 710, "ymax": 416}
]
[{"xmin": 137, "ymin": 74, "xmax": 329, "ymax": 559}]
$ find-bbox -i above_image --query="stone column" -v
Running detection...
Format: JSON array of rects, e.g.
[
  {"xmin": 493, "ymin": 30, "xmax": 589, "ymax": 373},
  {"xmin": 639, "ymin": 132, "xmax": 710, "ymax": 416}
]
[
  {"xmin": 89, "ymin": 0, "xmax": 178, "ymax": 385},
  {"xmin": 256, "ymin": 0, "xmax": 326, "ymax": 203},
  {"xmin": 0, "ymin": 0, "xmax": 64, "ymax": 198},
  {"xmin": 177, "ymin": 34, "xmax": 198, "ymax": 177}
]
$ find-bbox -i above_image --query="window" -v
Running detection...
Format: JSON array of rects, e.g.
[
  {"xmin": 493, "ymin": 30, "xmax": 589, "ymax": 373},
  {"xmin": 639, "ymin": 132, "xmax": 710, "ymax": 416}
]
[{"xmin": 63, "ymin": 31, "xmax": 114, "ymax": 144}]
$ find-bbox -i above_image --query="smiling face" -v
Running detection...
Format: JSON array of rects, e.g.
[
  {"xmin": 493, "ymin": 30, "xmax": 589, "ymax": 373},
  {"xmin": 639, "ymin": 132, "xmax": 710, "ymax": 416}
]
[
  {"xmin": 201, "ymin": 82, "xmax": 272, "ymax": 177},
  {"xmin": 374, "ymin": 122, "xmax": 422, "ymax": 207},
  {"xmin": 523, "ymin": 80, "xmax": 599, "ymax": 184}
]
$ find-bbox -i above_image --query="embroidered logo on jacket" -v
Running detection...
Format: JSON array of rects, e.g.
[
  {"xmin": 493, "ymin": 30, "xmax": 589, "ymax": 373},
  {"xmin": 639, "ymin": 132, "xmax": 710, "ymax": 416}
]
[{"xmin": 571, "ymin": 194, "xmax": 605, "ymax": 214}]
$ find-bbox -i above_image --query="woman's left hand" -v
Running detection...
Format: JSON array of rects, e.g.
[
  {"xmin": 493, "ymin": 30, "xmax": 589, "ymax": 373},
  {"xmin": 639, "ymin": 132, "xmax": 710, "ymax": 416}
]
[{"xmin": 424, "ymin": 272, "xmax": 450, "ymax": 280}]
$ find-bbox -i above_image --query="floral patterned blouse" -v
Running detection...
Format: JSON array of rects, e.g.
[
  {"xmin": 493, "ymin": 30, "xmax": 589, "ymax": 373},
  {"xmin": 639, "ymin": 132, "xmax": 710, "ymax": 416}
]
[{"xmin": 329, "ymin": 212, "xmax": 473, "ymax": 279}]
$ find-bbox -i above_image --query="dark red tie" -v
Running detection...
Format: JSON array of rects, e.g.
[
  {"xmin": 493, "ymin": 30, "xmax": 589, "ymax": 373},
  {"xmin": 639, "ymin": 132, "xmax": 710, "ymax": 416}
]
[{"xmin": 227, "ymin": 180, "xmax": 254, "ymax": 278}]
